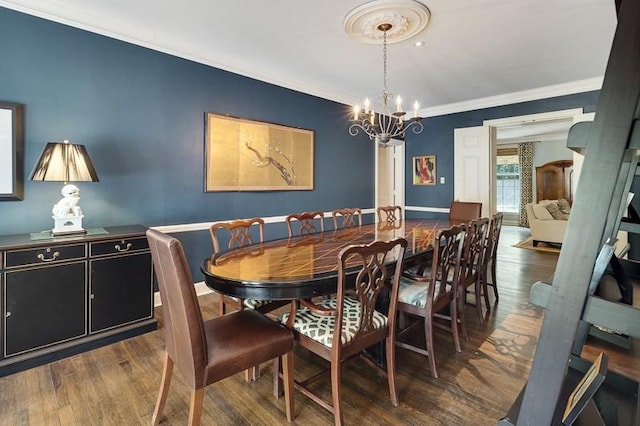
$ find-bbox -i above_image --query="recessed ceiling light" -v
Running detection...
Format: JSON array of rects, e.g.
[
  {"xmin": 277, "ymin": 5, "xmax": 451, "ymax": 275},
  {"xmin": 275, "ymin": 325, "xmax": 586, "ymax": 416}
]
[{"xmin": 415, "ymin": 40, "xmax": 425, "ymax": 47}]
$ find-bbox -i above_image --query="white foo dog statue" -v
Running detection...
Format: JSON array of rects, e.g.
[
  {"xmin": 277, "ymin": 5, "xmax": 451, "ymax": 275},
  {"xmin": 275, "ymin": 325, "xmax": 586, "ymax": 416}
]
[
  {"xmin": 52, "ymin": 184, "xmax": 83, "ymax": 218},
  {"xmin": 51, "ymin": 184, "xmax": 85, "ymax": 235}
]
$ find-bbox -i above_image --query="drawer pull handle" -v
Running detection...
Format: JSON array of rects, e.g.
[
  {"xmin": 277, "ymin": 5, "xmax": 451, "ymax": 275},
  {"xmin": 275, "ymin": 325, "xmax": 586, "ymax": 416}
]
[
  {"xmin": 37, "ymin": 251, "xmax": 60, "ymax": 262},
  {"xmin": 115, "ymin": 243, "xmax": 132, "ymax": 252},
  {"xmin": 5, "ymin": 311, "xmax": 10, "ymax": 318}
]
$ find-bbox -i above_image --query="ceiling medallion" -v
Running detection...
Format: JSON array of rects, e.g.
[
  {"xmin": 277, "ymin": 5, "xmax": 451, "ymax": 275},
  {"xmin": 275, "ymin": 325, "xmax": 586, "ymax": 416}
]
[{"xmin": 344, "ymin": 0, "xmax": 430, "ymax": 145}]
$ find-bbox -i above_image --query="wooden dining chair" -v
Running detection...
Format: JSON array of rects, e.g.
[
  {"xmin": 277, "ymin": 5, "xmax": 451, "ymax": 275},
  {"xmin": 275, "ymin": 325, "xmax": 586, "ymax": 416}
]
[
  {"xmin": 331, "ymin": 207, "xmax": 362, "ymax": 229},
  {"xmin": 395, "ymin": 225, "xmax": 466, "ymax": 379},
  {"xmin": 377, "ymin": 205, "xmax": 402, "ymax": 224},
  {"xmin": 278, "ymin": 237, "xmax": 407, "ymax": 425},
  {"xmin": 209, "ymin": 218, "xmax": 290, "ymax": 380},
  {"xmin": 286, "ymin": 211, "xmax": 324, "ymax": 237},
  {"xmin": 459, "ymin": 217, "xmax": 490, "ymax": 325},
  {"xmin": 146, "ymin": 229, "xmax": 294, "ymax": 426},
  {"xmin": 209, "ymin": 218, "xmax": 285, "ymax": 315},
  {"xmin": 480, "ymin": 212, "xmax": 504, "ymax": 309},
  {"xmin": 449, "ymin": 201, "xmax": 482, "ymax": 224}
]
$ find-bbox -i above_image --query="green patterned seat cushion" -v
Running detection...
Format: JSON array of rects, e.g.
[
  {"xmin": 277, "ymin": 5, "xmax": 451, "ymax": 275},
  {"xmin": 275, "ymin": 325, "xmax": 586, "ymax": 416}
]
[
  {"xmin": 398, "ymin": 276, "xmax": 444, "ymax": 308},
  {"xmin": 280, "ymin": 296, "xmax": 388, "ymax": 348},
  {"xmin": 243, "ymin": 298, "xmax": 273, "ymax": 309}
]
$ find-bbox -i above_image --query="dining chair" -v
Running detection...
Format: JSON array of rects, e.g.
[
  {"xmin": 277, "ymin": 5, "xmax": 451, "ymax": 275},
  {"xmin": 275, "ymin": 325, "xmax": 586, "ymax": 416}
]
[
  {"xmin": 209, "ymin": 218, "xmax": 285, "ymax": 315},
  {"xmin": 377, "ymin": 205, "xmax": 402, "ymax": 224},
  {"xmin": 278, "ymin": 237, "xmax": 407, "ymax": 425},
  {"xmin": 459, "ymin": 217, "xmax": 490, "ymax": 325},
  {"xmin": 209, "ymin": 218, "xmax": 289, "ymax": 381},
  {"xmin": 146, "ymin": 229, "xmax": 294, "ymax": 426},
  {"xmin": 449, "ymin": 201, "xmax": 482, "ymax": 224},
  {"xmin": 286, "ymin": 211, "xmax": 324, "ymax": 237},
  {"xmin": 395, "ymin": 225, "xmax": 466, "ymax": 379},
  {"xmin": 331, "ymin": 207, "xmax": 362, "ymax": 229},
  {"xmin": 480, "ymin": 212, "xmax": 504, "ymax": 308}
]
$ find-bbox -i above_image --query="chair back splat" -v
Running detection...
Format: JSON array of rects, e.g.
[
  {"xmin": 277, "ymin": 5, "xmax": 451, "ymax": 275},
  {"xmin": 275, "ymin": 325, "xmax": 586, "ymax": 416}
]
[
  {"xmin": 209, "ymin": 217, "xmax": 265, "ymax": 254},
  {"xmin": 147, "ymin": 229, "xmax": 295, "ymax": 425},
  {"xmin": 377, "ymin": 205, "xmax": 402, "ymax": 224},
  {"xmin": 482, "ymin": 212, "xmax": 504, "ymax": 306},
  {"xmin": 280, "ymin": 237, "xmax": 407, "ymax": 425},
  {"xmin": 460, "ymin": 217, "xmax": 490, "ymax": 325},
  {"xmin": 332, "ymin": 208, "xmax": 363, "ymax": 229},
  {"xmin": 286, "ymin": 211, "xmax": 325, "ymax": 237}
]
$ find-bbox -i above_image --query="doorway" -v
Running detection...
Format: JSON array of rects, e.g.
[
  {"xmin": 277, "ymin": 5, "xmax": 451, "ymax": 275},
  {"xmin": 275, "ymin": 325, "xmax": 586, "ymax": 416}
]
[
  {"xmin": 375, "ymin": 141, "xmax": 405, "ymax": 214},
  {"xmin": 454, "ymin": 108, "xmax": 588, "ymax": 225}
]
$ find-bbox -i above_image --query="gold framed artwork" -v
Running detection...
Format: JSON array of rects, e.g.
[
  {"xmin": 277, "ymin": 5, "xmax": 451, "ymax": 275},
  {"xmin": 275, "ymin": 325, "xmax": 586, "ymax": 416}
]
[
  {"xmin": 205, "ymin": 113, "xmax": 314, "ymax": 191},
  {"xmin": 413, "ymin": 155, "xmax": 436, "ymax": 186}
]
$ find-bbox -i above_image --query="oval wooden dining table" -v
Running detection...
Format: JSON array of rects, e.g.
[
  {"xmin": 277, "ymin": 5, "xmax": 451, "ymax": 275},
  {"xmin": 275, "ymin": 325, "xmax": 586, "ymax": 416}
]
[{"xmin": 201, "ymin": 219, "xmax": 451, "ymax": 301}]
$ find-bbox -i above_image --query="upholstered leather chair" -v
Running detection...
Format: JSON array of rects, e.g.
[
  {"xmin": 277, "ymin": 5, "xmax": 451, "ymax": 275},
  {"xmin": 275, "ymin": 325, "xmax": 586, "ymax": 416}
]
[
  {"xmin": 395, "ymin": 225, "xmax": 466, "ymax": 378},
  {"xmin": 146, "ymin": 229, "xmax": 294, "ymax": 426},
  {"xmin": 449, "ymin": 201, "xmax": 482, "ymax": 224},
  {"xmin": 286, "ymin": 211, "xmax": 324, "ymax": 236},
  {"xmin": 460, "ymin": 217, "xmax": 490, "ymax": 325},
  {"xmin": 376, "ymin": 205, "xmax": 402, "ymax": 224},
  {"xmin": 279, "ymin": 237, "xmax": 407, "ymax": 425}
]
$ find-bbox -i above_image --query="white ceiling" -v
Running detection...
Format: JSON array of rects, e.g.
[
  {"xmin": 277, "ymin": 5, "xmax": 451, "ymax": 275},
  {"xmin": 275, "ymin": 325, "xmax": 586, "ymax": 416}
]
[{"xmin": 0, "ymin": 0, "xmax": 618, "ymax": 117}]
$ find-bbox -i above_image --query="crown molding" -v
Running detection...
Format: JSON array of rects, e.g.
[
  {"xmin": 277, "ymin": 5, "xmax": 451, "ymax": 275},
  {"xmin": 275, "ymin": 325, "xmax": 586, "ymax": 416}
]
[
  {"xmin": 419, "ymin": 77, "xmax": 604, "ymax": 118},
  {"xmin": 0, "ymin": 1, "xmax": 605, "ymax": 117}
]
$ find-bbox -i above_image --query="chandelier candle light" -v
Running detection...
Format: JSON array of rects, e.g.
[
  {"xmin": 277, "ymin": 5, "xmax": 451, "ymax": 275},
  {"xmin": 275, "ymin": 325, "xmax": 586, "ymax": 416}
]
[{"xmin": 344, "ymin": 0, "xmax": 430, "ymax": 145}]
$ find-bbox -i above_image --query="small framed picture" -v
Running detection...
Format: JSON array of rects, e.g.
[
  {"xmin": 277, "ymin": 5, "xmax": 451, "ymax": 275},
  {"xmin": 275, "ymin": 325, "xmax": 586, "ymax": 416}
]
[
  {"xmin": 413, "ymin": 155, "xmax": 436, "ymax": 186},
  {"xmin": 562, "ymin": 352, "xmax": 607, "ymax": 425}
]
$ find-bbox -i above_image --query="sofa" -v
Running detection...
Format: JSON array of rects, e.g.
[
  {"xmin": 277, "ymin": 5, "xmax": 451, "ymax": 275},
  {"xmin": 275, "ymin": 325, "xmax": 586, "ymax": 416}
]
[{"xmin": 524, "ymin": 199, "xmax": 571, "ymax": 246}]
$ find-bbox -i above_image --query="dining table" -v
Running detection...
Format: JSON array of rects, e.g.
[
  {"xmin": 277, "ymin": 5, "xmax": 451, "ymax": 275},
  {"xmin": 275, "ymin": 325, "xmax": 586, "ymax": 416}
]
[{"xmin": 201, "ymin": 218, "xmax": 452, "ymax": 301}]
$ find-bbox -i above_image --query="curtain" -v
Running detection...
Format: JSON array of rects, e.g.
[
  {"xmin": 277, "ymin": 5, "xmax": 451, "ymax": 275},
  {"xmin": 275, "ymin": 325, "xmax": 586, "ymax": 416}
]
[{"xmin": 518, "ymin": 142, "xmax": 534, "ymax": 227}]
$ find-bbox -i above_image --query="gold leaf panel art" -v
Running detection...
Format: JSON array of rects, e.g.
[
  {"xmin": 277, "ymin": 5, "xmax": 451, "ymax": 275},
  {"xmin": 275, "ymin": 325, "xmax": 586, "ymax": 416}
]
[{"xmin": 205, "ymin": 113, "xmax": 314, "ymax": 191}]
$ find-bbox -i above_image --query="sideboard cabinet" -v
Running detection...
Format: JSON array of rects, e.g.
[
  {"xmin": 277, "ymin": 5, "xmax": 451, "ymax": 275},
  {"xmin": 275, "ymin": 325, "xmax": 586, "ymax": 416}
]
[{"xmin": 0, "ymin": 225, "xmax": 156, "ymax": 376}]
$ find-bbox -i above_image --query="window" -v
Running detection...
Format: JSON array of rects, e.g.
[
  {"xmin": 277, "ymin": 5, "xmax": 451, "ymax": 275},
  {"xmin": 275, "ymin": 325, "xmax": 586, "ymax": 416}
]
[{"xmin": 496, "ymin": 148, "xmax": 519, "ymax": 213}]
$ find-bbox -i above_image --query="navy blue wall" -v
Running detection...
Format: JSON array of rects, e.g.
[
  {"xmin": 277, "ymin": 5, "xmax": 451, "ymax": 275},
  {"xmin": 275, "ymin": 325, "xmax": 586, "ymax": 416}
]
[
  {"xmin": 404, "ymin": 91, "xmax": 600, "ymax": 218},
  {"xmin": 0, "ymin": 7, "xmax": 602, "ymax": 276},
  {"xmin": 0, "ymin": 8, "xmax": 376, "ymax": 274}
]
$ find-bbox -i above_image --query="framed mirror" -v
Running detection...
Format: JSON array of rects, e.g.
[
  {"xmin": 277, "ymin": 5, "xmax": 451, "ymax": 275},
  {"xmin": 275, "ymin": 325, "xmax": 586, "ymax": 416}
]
[{"xmin": 0, "ymin": 101, "xmax": 24, "ymax": 201}]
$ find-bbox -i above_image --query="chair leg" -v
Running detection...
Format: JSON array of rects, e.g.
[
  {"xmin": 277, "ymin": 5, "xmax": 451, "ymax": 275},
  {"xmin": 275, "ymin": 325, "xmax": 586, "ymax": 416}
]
[
  {"xmin": 386, "ymin": 334, "xmax": 399, "ymax": 405},
  {"xmin": 245, "ymin": 365, "xmax": 260, "ymax": 382},
  {"xmin": 188, "ymin": 388, "xmax": 204, "ymax": 426},
  {"xmin": 491, "ymin": 259, "xmax": 499, "ymax": 301},
  {"xmin": 424, "ymin": 317, "xmax": 438, "ymax": 379},
  {"xmin": 152, "ymin": 353, "xmax": 174, "ymax": 425},
  {"xmin": 482, "ymin": 268, "xmax": 492, "ymax": 315},
  {"xmin": 455, "ymin": 291, "xmax": 467, "ymax": 344},
  {"xmin": 281, "ymin": 352, "xmax": 295, "ymax": 422},
  {"xmin": 474, "ymin": 278, "xmax": 485, "ymax": 325},
  {"xmin": 273, "ymin": 357, "xmax": 283, "ymax": 398},
  {"xmin": 331, "ymin": 360, "xmax": 343, "ymax": 426}
]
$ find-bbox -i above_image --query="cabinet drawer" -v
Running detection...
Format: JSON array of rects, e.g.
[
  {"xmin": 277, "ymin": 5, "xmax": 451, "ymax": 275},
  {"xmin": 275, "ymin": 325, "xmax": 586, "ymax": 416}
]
[
  {"xmin": 4, "ymin": 244, "xmax": 86, "ymax": 268},
  {"xmin": 90, "ymin": 237, "xmax": 148, "ymax": 257}
]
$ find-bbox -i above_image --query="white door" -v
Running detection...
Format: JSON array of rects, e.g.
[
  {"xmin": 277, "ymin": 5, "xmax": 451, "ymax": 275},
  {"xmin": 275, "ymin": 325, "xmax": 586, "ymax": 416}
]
[
  {"xmin": 375, "ymin": 141, "xmax": 405, "ymax": 214},
  {"xmin": 454, "ymin": 126, "xmax": 491, "ymax": 217}
]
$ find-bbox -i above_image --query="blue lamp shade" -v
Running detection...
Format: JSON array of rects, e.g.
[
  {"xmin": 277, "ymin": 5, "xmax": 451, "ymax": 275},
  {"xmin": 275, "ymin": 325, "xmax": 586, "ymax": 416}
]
[{"xmin": 30, "ymin": 141, "xmax": 99, "ymax": 182}]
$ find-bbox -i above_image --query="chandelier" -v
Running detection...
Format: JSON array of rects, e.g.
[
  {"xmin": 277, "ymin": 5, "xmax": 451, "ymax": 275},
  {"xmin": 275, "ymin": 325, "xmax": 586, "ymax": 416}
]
[{"xmin": 349, "ymin": 22, "xmax": 423, "ymax": 145}]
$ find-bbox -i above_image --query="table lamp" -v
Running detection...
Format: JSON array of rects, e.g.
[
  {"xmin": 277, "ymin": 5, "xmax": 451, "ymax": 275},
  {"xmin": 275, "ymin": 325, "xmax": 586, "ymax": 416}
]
[{"xmin": 30, "ymin": 140, "xmax": 99, "ymax": 236}]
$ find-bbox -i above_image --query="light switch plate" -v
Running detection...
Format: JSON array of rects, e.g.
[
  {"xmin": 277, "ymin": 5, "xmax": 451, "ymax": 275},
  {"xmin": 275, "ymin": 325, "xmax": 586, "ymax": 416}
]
[{"xmin": 440, "ymin": 176, "xmax": 445, "ymax": 184}]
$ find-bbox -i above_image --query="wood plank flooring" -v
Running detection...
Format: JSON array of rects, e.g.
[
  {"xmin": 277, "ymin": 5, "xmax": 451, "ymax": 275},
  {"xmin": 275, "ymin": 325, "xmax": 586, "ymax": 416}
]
[{"xmin": 0, "ymin": 226, "xmax": 635, "ymax": 425}]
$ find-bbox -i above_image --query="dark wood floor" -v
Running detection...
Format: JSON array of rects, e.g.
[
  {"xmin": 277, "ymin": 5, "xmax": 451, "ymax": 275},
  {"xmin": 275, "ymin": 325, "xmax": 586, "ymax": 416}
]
[{"xmin": 0, "ymin": 226, "xmax": 636, "ymax": 425}]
